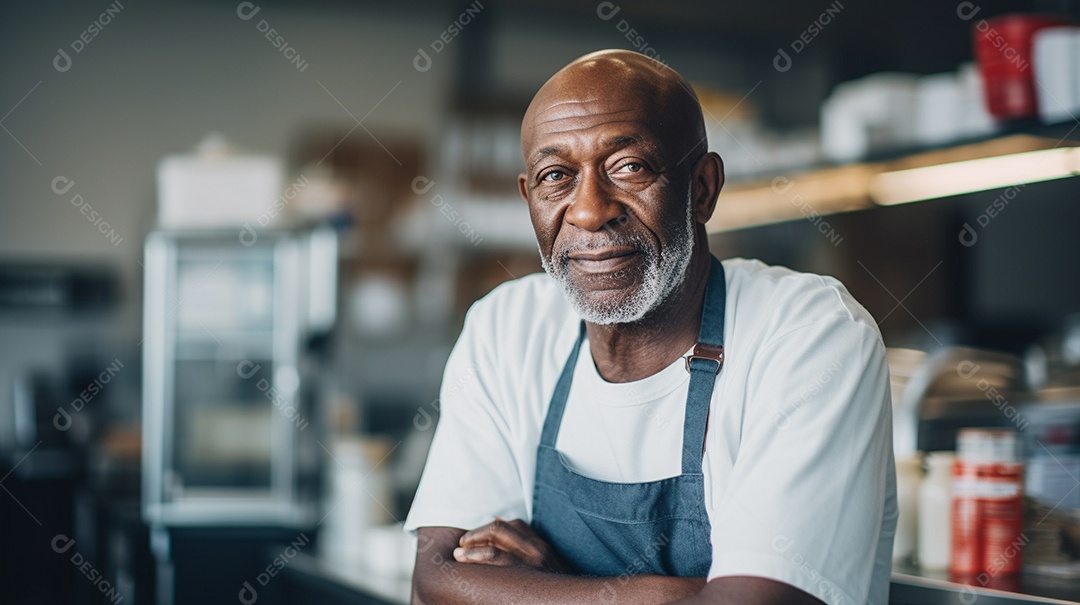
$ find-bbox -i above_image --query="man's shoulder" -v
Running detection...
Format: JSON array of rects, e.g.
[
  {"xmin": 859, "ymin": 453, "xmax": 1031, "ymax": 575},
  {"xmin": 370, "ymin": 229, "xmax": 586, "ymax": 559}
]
[{"xmin": 723, "ymin": 257, "xmax": 880, "ymax": 336}]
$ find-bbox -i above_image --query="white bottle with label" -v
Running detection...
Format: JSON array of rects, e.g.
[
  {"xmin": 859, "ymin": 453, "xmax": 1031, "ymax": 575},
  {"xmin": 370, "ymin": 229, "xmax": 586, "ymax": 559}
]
[
  {"xmin": 918, "ymin": 451, "xmax": 955, "ymax": 570},
  {"xmin": 894, "ymin": 455, "xmax": 922, "ymax": 563}
]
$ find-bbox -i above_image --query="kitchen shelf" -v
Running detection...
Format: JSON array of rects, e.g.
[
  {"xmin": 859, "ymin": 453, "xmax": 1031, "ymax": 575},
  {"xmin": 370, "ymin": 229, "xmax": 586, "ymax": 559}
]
[{"xmin": 707, "ymin": 129, "xmax": 1080, "ymax": 234}]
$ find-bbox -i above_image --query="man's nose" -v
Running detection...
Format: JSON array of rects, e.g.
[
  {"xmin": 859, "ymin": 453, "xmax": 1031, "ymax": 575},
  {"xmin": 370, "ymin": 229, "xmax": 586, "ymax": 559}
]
[{"xmin": 564, "ymin": 171, "xmax": 625, "ymax": 232}]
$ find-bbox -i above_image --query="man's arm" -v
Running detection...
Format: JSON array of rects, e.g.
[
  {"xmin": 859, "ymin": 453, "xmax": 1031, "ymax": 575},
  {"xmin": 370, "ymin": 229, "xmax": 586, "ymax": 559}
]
[
  {"xmin": 412, "ymin": 523, "xmax": 824, "ymax": 605},
  {"xmin": 411, "ymin": 526, "xmax": 704, "ymax": 605},
  {"xmin": 669, "ymin": 577, "xmax": 825, "ymax": 605}
]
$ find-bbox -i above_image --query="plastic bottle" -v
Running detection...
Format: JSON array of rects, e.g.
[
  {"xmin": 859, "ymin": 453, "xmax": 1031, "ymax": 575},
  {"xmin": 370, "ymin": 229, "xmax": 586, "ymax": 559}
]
[
  {"xmin": 918, "ymin": 452, "xmax": 954, "ymax": 570},
  {"xmin": 893, "ymin": 455, "xmax": 922, "ymax": 564}
]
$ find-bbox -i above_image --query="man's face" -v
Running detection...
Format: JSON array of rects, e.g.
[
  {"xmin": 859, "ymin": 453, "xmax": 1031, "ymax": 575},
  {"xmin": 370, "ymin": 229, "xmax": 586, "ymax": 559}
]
[{"xmin": 519, "ymin": 87, "xmax": 696, "ymax": 325}]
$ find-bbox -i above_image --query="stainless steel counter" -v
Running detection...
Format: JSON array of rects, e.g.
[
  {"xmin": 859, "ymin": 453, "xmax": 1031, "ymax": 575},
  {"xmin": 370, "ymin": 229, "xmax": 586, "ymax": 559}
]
[
  {"xmin": 283, "ymin": 552, "xmax": 410, "ymax": 605},
  {"xmin": 891, "ymin": 568, "xmax": 1080, "ymax": 604},
  {"xmin": 278, "ymin": 551, "xmax": 1080, "ymax": 604}
]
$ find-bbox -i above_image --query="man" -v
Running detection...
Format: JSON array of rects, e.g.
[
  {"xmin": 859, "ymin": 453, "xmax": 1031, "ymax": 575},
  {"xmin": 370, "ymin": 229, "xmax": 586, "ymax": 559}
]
[{"xmin": 405, "ymin": 49, "xmax": 896, "ymax": 605}]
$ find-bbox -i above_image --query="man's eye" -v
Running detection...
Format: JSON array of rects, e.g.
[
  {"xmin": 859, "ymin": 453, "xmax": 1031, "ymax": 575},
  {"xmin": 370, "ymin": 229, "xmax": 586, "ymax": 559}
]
[
  {"xmin": 542, "ymin": 170, "xmax": 566, "ymax": 182},
  {"xmin": 617, "ymin": 162, "xmax": 643, "ymax": 173}
]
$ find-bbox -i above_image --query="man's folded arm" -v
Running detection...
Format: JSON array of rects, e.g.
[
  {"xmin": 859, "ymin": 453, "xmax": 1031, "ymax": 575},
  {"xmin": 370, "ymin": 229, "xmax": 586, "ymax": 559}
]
[
  {"xmin": 669, "ymin": 577, "xmax": 825, "ymax": 605},
  {"xmin": 411, "ymin": 526, "xmax": 704, "ymax": 605},
  {"xmin": 411, "ymin": 527, "xmax": 822, "ymax": 605}
]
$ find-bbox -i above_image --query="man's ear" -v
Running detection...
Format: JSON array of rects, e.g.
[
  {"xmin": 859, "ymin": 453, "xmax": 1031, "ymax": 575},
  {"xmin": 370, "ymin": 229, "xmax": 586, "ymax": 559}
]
[
  {"xmin": 518, "ymin": 174, "xmax": 529, "ymax": 204},
  {"xmin": 691, "ymin": 152, "xmax": 723, "ymax": 225}
]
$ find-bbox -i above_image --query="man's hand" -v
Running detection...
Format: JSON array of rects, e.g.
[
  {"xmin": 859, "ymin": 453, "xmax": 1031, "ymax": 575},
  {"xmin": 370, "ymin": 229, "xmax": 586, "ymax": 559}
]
[{"xmin": 453, "ymin": 518, "xmax": 573, "ymax": 573}]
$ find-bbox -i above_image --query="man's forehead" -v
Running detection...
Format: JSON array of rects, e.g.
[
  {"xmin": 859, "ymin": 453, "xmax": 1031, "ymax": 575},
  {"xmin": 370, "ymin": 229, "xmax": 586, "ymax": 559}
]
[
  {"xmin": 523, "ymin": 92, "xmax": 664, "ymax": 149},
  {"xmin": 531, "ymin": 89, "xmax": 653, "ymax": 118},
  {"xmin": 520, "ymin": 50, "xmax": 706, "ymax": 164},
  {"xmin": 534, "ymin": 97, "xmax": 627, "ymax": 118},
  {"xmin": 526, "ymin": 118, "xmax": 662, "ymax": 155},
  {"xmin": 526, "ymin": 67, "xmax": 660, "ymax": 122},
  {"xmin": 529, "ymin": 101, "xmax": 646, "ymax": 133},
  {"xmin": 525, "ymin": 129, "xmax": 660, "ymax": 169}
]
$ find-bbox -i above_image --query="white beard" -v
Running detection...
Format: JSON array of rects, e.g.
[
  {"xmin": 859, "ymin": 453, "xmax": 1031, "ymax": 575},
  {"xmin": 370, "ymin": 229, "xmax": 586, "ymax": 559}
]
[{"xmin": 541, "ymin": 200, "xmax": 696, "ymax": 325}]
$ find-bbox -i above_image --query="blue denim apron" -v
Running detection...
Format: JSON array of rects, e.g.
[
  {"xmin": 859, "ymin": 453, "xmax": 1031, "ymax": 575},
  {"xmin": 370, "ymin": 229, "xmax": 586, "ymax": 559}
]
[{"xmin": 531, "ymin": 256, "xmax": 726, "ymax": 578}]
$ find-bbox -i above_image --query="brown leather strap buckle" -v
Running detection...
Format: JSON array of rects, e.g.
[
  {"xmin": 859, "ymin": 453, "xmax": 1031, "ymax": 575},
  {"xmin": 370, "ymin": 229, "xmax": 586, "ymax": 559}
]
[{"xmin": 683, "ymin": 343, "xmax": 724, "ymax": 374}]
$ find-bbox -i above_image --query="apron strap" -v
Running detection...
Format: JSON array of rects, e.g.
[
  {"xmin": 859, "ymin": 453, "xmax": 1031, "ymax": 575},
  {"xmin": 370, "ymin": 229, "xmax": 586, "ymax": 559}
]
[
  {"xmin": 539, "ymin": 322, "xmax": 586, "ymax": 447},
  {"xmin": 681, "ymin": 256, "xmax": 726, "ymax": 474}
]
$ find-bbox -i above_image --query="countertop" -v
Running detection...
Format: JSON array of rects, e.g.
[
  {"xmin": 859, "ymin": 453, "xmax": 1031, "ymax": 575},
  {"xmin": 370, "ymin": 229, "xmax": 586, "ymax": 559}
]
[
  {"xmin": 280, "ymin": 553, "xmax": 1080, "ymax": 605},
  {"xmin": 891, "ymin": 565, "xmax": 1080, "ymax": 604},
  {"xmin": 282, "ymin": 552, "xmax": 411, "ymax": 605}
]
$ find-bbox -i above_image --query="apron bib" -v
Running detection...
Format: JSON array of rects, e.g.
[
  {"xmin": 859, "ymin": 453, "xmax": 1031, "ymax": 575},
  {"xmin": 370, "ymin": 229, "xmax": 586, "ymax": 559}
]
[{"xmin": 531, "ymin": 256, "xmax": 727, "ymax": 577}]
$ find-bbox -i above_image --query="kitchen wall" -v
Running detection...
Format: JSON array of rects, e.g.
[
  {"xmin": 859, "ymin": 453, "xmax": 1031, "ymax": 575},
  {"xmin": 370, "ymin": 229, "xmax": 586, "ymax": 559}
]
[{"xmin": 0, "ymin": 0, "xmax": 461, "ymax": 447}]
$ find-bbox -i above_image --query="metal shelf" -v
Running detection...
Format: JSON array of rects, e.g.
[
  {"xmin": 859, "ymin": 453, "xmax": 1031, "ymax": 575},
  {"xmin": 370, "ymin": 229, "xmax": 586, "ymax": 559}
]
[{"xmin": 708, "ymin": 130, "xmax": 1080, "ymax": 234}]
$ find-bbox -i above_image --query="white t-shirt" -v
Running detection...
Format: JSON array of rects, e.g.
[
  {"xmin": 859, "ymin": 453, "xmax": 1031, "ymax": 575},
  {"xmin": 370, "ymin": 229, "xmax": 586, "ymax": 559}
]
[{"xmin": 405, "ymin": 258, "xmax": 897, "ymax": 605}]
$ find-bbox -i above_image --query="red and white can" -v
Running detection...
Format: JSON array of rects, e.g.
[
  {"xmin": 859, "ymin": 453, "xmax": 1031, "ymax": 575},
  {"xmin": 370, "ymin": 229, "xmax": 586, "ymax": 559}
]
[{"xmin": 951, "ymin": 429, "xmax": 1025, "ymax": 580}]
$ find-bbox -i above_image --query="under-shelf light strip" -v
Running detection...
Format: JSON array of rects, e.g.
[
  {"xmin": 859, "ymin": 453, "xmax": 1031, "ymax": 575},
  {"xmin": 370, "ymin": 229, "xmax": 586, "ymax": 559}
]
[{"xmin": 870, "ymin": 147, "xmax": 1080, "ymax": 206}]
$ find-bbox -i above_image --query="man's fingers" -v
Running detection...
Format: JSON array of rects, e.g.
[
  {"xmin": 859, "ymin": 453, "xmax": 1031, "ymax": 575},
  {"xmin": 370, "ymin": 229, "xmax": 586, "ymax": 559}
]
[
  {"xmin": 453, "ymin": 545, "xmax": 519, "ymax": 567},
  {"xmin": 459, "ymin": 519, "xmax": 535, "ymax": 554},
  {"xmin": 455, "ymin": 519, "xmax": 571, "ymax": 573},
  {"xmin": 459, "ymin": 519, "xmax": 513, "ymax": 546}
]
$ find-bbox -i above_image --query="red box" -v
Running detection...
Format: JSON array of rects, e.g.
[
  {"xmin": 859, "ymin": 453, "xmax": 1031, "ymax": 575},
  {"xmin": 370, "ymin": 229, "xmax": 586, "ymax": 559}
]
[{"xmin": 974, "ymin": 14, "xmax": 1072, "ymax": 120}]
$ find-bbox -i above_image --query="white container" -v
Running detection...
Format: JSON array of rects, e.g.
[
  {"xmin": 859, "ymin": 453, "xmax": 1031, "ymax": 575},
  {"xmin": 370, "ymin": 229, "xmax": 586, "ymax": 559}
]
[
  {"xmin": 914, "ymin": 73, "xmax": 963, "ymax": 146},
  {"xmin": 319, "ymin": 436, "xmax": 395, "ymax": 562},
  {"xmin": 957, "ymin": 63, "xmax": 998, "ymax": 139},
  {"xmin": 893, "ymin": 455, "xmax": 922, "ymax": 564},
  {"xmin": 363, "ymin": 523, "xmax": 418, "ymax": 578},
  {"xmin": 918, "ymin": 452, "xmax": 954, "ymax": 570},
  {"xmin": 821, "ymin": 73, "xmax": 920, "ymax": 163},
  {"xmin": 1033, "ymin": 27, "xmax": 1080, "ymax": 124},
  {"xmin": 157, "ymin": 134, "xmax": 284, "ymax": 229}
]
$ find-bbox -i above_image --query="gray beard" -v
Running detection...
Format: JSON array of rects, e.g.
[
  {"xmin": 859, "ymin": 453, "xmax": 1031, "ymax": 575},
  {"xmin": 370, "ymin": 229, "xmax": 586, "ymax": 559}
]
[{"xmin": 540, "ymin": 201, "xmax": 696, "ymax": 325}]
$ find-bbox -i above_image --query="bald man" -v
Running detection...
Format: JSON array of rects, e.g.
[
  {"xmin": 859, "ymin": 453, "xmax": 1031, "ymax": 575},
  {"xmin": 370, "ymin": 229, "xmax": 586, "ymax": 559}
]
[{"xmin": 405, "ymin": 50, "xmax": 896, "ymax": 605}]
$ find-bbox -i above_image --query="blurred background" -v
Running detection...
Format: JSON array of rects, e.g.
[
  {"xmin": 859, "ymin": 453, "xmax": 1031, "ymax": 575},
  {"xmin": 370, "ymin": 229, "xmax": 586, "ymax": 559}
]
[{"xmin": 2, "ymin": 0, "xmax": 1080, "ymax": 603}]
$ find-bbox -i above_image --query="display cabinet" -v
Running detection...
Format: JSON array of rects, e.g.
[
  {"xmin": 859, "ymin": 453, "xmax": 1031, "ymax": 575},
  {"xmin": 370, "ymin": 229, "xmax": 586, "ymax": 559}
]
[{"xmin": 141, "ymin": 227, "xmax": 336, "ymax": 526}]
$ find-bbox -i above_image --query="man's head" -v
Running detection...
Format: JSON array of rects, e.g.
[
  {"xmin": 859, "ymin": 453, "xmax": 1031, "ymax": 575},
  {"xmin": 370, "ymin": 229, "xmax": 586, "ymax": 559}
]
[{"xmin": 518, "ymin": 49, "xmax": 723, "ymax": 325}]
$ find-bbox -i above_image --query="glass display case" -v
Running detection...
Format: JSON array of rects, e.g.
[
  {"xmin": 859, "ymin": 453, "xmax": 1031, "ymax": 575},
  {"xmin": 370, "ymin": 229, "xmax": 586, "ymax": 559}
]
[{"xmin": 141, "ymin": 228, "xmax": 335, "ymax": 526}]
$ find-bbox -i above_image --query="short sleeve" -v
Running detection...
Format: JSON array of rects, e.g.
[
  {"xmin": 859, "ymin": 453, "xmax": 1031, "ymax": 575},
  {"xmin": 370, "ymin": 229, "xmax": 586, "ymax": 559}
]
[
  {"xmin": 404, "ymin": 302, "xmax": 529, "ymax": 534},
  {"xmin": 707, "ymin": 317, "xmax": 895, "ymax": 605}
]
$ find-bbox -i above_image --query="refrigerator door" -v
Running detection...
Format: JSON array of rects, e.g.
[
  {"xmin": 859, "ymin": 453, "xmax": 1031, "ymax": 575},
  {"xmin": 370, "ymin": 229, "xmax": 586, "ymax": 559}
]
[{"xmin": 143, "ymin": 230, "xmax": 315, "ymax": 526}]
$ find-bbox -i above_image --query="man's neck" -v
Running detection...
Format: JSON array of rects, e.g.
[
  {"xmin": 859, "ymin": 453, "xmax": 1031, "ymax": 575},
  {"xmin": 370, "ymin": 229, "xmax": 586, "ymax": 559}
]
[{"xmin": 585, "ymin": 246, "xmax": 712, "ymax": 383}]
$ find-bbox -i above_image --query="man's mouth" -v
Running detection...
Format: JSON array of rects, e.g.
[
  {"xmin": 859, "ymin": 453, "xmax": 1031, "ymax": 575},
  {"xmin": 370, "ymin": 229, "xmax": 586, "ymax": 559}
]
[{"xmin": 565, "ymin": 247, "xmax": 639, "ymax": 274}]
